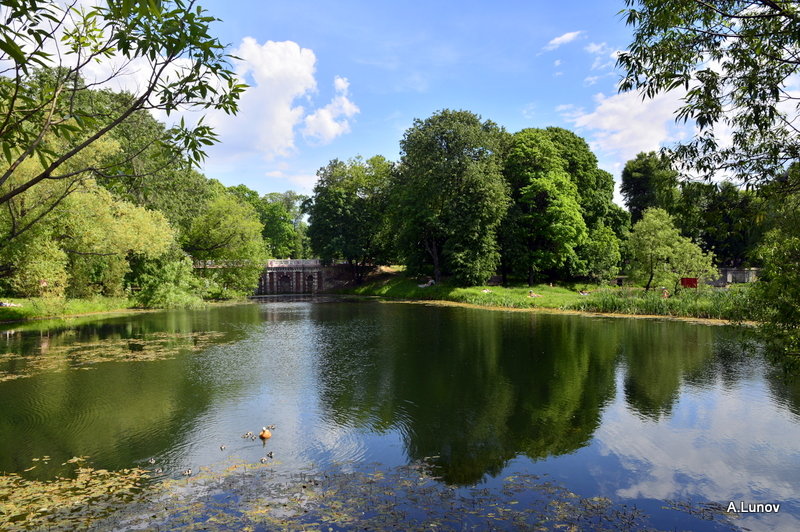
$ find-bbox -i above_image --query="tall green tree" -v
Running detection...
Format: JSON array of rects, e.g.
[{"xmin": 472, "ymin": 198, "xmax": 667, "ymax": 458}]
[
  {"xmin": 627, "ymin": 208, "xmax": 716, "ymax": 291},
  {"xmin": 264, "ymin": 191, "xmax": 310, "ymax": 258},
  {"xmin": 501, "ymin": 129, "xmax": 587, "ymax": 284},
  {"xmin": 620, "ymin": 151, "xmax": 680, "ymax": 223},
  {"xmin": 305, "ymin": 156, "xmax": 394, "ymax": 279},
  {"xmin": 544, "ymin": 127, "xmax": 616, "ymax": 228},
  {"xmin": 394, "ymin": 110, "xmax": 509, "ymax": 285},
  {"xmin": 751, "ymin": 168, "xmax": 800, "ymax": 356},
  {"xmin": 618, "ymin": 0, "xmax": 800, "ymax": 183},
  {"xmin": 755, "ymin": 206, "xmax": 800, "ymax": 356},
  {"xmin": 674, "ymin": 181, "xmax": 765, "ymax": 267},
  {"xmin": 184, "ymin": 193, "xmax": 268, "ymax": 297},
  {"xmin": 0, "ymin": 0, "xmax": 244, "ymax": 228}
]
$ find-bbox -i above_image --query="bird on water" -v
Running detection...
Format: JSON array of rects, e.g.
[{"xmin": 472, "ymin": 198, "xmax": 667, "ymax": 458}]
[{"xmin": 259, "ymin": 427, "xmax": 272, "ymax": 440}]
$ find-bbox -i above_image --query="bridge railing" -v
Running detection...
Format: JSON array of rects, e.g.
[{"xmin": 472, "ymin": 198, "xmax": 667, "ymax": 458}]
[
  {"xmin": 192, "ymin": 259, "xmax": 326, "ymax": 269},
  {"xmin": 193, "ymin": 260, "xmax": 263, "ymax": 269},
  {"xmin": 266, "ymin": 259, "xmax": 322, "ymax": 267}
]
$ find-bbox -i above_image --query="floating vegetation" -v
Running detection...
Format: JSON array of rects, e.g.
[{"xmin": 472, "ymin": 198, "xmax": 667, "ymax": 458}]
[
  {"xmin": 0, "ymin": 331, "xmax": 227, "ymax": 382},
  {"xmin": 0, "ymin": 454, "xmax": 744, "ymax": 531},
  {"xmin": 664, "ymin": 499, "xmax": 741, "ymax": 524},
  {"xmin": 94, "ymin": 458, "xmax": 738, "ymax": 531},
  {"xmin": 0, "ymin": 457, "xmax": 149, "ymax": 530}
]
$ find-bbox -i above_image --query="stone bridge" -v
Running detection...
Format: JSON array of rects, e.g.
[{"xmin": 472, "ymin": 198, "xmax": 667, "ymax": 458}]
[
  {"xmin": 193, "ymin": 259, "xmax": 349, "ymax": 295},
  {"xmin": 256, "ymin": 259, "xmax": 327, "ymax": 295}
]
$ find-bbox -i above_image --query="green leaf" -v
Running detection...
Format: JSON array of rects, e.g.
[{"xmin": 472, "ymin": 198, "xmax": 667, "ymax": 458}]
[{"xmin": 0, "ymin": 36, "xmax": 27, "ymax": 66}]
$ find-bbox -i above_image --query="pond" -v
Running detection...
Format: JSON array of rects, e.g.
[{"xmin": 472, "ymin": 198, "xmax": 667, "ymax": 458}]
[{"xmin": 0, "ymin": 298, "xmax": 798, "ymax": 530}]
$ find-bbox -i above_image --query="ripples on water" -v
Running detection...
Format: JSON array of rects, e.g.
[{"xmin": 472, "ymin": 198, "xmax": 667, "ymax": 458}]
[{"xmin": 0, "ymin": 300, "xmax": 798, "ymax": 530}]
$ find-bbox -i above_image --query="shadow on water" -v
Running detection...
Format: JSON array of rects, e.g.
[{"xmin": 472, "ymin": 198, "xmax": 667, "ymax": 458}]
[
  {"xmin": 309, "ymin": 304, "xmax": 743, "ymax": 485},
  {"xmin": 0, "ymin": 304, "xmax": 262, "ymax": 479}
]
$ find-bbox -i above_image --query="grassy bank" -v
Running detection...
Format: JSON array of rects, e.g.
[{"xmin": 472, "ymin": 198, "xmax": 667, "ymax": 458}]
[
  {"xmin": 0, "ymin": 297, "xmax": 135, "ymax": 323},
  {"xmin": 345, "ymin": 273, "xmax": 754, "ymax": 322},
  {"xmin": 347, "ymin": 276, "xmax": 589, "ymax": 310},
  {"xmin": 569, "ymin": 285, "xmax": 755, "ymax": 321}
]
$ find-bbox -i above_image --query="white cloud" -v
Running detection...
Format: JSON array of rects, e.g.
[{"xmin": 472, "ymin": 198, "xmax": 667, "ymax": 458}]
[
  {"xmin": 554, "ymin": 59, "xmax": 562, "ymax": 67},
  {"xmin": 210, "ymin": 38, "xmax": 318, "ymax": 160},
  {"xmin": 544, "ymin": 31, "xmax": 583, "ymax": 51},
  {"xmin": 302, "ymin": 76, "xmax": 360, "ymax": 144},
  {"xmin": 522, "ymin": 103, "xmax": 537, "ymax": 120},
  {"xmin": 583, "ymin": 42, "xmax": 621, "ymax": 71},
  {"xmin": 398, "ymin": 72, "xmax": 429, "ymax": 93},
  {"xmin": 583, "ymin": 72, "xmax": 616, "ymax": 87},
  {"xmin": 201, "ymin": 38, "xmax": 360, "ymax": 163},
  {"xmin": 584, "ymin": 42, "xmax": 608, "ymax": 55},
  {"xmin": 559, "ymin": 90, "xmax": 692, "ymax": 164},
  {"xmin": 264, "ymin": 170, "xmax": 318, "ymax": 192}
]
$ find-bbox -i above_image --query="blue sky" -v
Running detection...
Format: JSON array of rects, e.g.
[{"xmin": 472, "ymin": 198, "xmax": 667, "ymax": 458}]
[{"xmin": 195, "ymin": 0, "xmax": 692, "ymax": 198}]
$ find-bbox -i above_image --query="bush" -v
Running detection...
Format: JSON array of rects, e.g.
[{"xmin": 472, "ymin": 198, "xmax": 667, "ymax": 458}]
[
  {"xmin": 134, "ymin": 257, "xmax": 205, "ymax": 308},
  {"xmin": 569, "ymin": 284, "xmax": 757, "ymax": 321},
  {"xmin": 9, "ymin": 238, "xmax": 69, "ymax": 298}
]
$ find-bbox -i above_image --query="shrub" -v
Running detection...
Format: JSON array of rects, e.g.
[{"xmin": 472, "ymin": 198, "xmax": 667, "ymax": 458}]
[{"xmin": 134, "ymin": 257, "xmax": 205, "ymax": 308}]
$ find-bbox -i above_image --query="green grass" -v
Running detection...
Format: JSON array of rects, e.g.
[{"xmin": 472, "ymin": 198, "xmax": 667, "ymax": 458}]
[
  {"xmin": 347, "ymin": 275, "xmax": 589, "ymax": 310},
  {"xmin": 0, "ymin": 296, "xmax": 134, "ymax": 323},
  {"xmin": 346, "ymin": 272, "xmax": 756, "ymax": 322},
  {"xmin": 567, "ymin": 285, "xmax": 756, "ymax": 321}
]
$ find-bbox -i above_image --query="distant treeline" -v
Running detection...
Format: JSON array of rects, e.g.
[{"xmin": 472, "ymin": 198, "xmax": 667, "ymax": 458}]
[
  {"xmin": 304, "ymin": 109, "xmax": 779, "ymax": 290},
  {"xmin": 0, "ymin": 69, "xmax": 309, "ymax": 307}
]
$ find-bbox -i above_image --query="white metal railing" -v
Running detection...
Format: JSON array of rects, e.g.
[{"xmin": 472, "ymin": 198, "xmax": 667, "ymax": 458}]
[{"xmin": 267, "ymin": 259, "xmax": 322, "ymax": 267}]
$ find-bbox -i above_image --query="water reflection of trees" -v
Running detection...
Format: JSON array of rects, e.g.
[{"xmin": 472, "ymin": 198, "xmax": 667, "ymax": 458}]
[
  {"xmin": 619, "ymin": 321, "xmax": 717, "ymax": 419},
  {"xmin": 312, "ymin": 305, "xmax": 768, "ymax": 485},
  {"xmin": 313, "ymin": 305, "xmax": 621, "ymax": 484},
  {"xmin": 0, "ymin": 304, "xmax": 261, "ymax": 478}
]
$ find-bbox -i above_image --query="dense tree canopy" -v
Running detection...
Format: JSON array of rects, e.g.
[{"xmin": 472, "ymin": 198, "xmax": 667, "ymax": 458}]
[
  {"xmin": 184, "ymin": 193, "xmax": 268, "ymax": 297},
  {"xmin": 627, "ymin": 208, "xmax": 717, "ymax": 291},
  {"xmin": 0, "ymin": 0, "xmax": 244, "ymax": 218},
  {"xmin": 305, "ymin": 156, "xmax": 394, "ymax": 277},
  {"xmin": 0, "ymin": 176, "xmax": 174, "ymax": 298},
  {"xmin": 227, "ymin": 185, "xmax": 308, "ymax": 259},
  {"xmin": 673, "ymin": 181, "xmax": 765, "ymax": 267},
  {"xmin": 618, "ymin": 0, "xmax": 800, "ymax": 182},
  {"xmin": 501, "ymin": 129, "xmax": 587, "ymax": 284},
  {"xmin": 620, "ymin": 151, "xmax": 680, "ymax": 224},
  {"xmin": 500, "ymin": 128, "xmax": 624, "ymax": 283},
  {"xmin": 580, "ymin": 224, "xmax": 622, "ymax": 282},
  {"xmin": 544, "ymin": 127, "xmax": 616, "ymax": 228},
  {"xmin": 394, "ymin": 110, "xmax": 509, "ymax": 285}
]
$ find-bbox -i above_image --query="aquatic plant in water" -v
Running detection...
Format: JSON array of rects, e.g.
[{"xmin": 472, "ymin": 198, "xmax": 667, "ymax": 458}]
[
  {"xmin": 0, "ymin": 331, "xmax": 227, "ymax": 383},
  {"xmin": 0, "ymin": 452, "xmax": 744, "ymax": 530},
  {"xmin": 0, "ymin": 457, "xmax": 149, "ymax": 530}
]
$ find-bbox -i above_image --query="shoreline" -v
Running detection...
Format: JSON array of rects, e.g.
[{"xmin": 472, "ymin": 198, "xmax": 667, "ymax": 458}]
[
  {"xmin": 375, "ymin": 297, "xmax": 753, "ymax": 327},
  {"xmin": 0, "ymin": 299, "xmax": 253, "ymax": 326},
  {"xmin": 0, "ymin": 307, "xmax": 156, "ymax": 325},
  {"xmin": 1, "ymin": 293, "xmax": 755, "ymax": 329}
]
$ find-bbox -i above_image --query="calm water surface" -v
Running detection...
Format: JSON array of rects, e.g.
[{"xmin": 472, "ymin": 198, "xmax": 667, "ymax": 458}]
[{"xmin": 1, "ymin": 299, "xmax": 798, "ymax": 530}]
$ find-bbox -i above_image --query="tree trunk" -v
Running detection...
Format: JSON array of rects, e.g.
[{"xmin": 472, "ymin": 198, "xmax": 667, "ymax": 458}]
[{"xmin": 431, "ymin": 239, "xmax": 441, "ymax": 283}]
